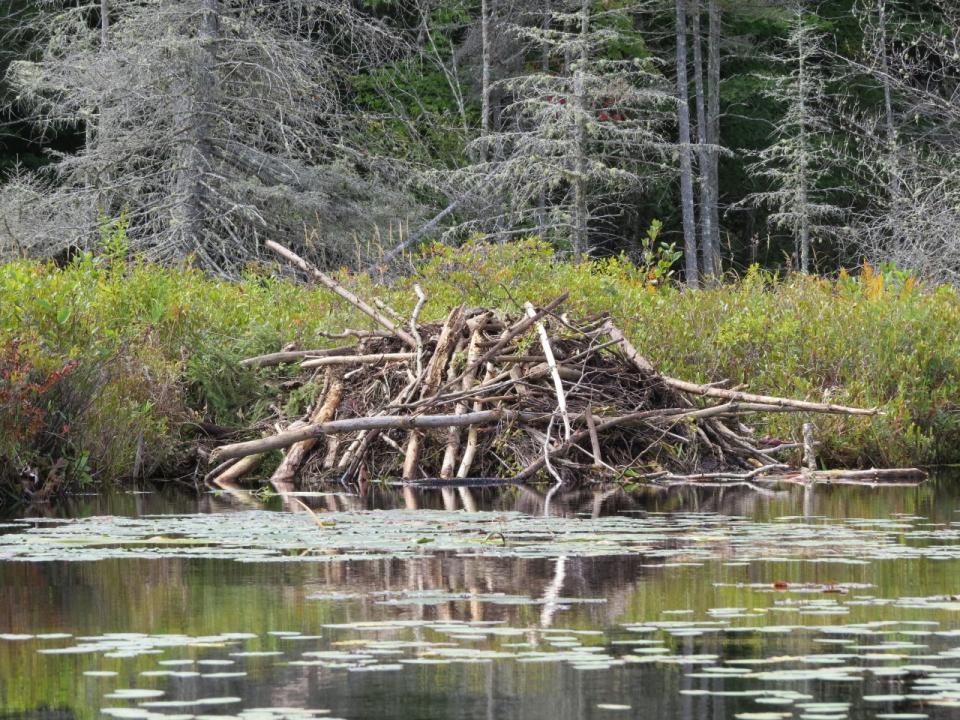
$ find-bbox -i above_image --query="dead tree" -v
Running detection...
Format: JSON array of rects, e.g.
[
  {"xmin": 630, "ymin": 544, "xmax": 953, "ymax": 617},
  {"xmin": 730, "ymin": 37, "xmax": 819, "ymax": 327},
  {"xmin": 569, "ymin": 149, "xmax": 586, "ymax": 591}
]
[
  {"xmin": 0, "ymin": 0, "xmax": 417, "ymax": 274},
  {"xmin": 690, "ymin": 0, "xmax": 715, "ymax": 281},
  {"xmin": 675, "ymin": 0, "xmax": 699, "ymax": 286},
  {"xmin": 845, "ymin": 0, "xmax": 960, "ymax": 284},
  {"xmin": 706, "ymin": 0, "xmax": 722, "ymax": 276}
]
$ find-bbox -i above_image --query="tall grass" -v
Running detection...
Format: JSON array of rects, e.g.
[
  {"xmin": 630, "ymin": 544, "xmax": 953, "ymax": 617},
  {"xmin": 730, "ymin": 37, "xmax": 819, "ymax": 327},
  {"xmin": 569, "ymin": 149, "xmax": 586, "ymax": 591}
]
[{"xmin": 1, "ymin": 240, "xmax": 957, "ymax": 493}]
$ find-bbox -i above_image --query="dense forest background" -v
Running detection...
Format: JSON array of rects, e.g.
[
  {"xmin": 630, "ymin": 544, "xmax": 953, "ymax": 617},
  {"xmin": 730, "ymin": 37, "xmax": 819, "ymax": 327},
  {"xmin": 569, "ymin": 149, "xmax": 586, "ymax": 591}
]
[{"xmin": 1, "ymin": 0, "xmax": 958, "ymax": 284}]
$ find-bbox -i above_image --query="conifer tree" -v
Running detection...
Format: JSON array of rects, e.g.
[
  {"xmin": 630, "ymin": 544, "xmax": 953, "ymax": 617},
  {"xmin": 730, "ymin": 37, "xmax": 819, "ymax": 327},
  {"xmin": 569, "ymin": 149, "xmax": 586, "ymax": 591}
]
[
  {"xmin": 449, "ymin": 0, "xmax": 674, "ymax": 258},
  {"xmin": 740, "ymin": 2, "xmax": 846, "ymax": 274}
]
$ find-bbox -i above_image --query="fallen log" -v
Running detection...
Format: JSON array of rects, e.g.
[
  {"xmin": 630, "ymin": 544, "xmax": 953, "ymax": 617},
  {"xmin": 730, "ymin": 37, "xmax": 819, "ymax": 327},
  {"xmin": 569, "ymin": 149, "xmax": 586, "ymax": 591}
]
[
  {"xmin": 661, "ymin": 377, "xmax": 880, "ymax": 417},
  {"xmin": 210, "ymin": 410, "xmax": 547, "ymax": 463},
  {"xmin": 799, "ymin": 467, "xmax": 928, "ymax": 482},
  {"xmin": 605, "ymin": 321, "xmax": 880, "ymax": 417},
  {"xmin": 301, "ymin": 352, "xmax": 415, "ymax": 369},
  {"xmin": 209, "ymin": 400, "xmax": 827, "ymax": 466},
  {"xmin": 269, "ymin": 369, "xmax": 344, "ymax": 486},
  {"xmin": 239, "ymin": 345, "xmax": 356, "ymax": 368}
]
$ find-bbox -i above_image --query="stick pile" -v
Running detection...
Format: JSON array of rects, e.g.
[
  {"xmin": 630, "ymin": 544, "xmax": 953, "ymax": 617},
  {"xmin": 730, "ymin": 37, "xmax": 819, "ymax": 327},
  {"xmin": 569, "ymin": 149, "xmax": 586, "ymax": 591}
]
[{"xmin": 205, "ymin": 242, "xmax": 891, "ymax": 490}]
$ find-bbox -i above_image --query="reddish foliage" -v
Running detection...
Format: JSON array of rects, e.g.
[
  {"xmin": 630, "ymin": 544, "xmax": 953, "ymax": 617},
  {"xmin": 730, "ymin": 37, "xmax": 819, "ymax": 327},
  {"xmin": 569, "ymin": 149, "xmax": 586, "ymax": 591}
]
[{"xmin": 0, "ymin": 342, "xmax": 77, "ymax": 451}]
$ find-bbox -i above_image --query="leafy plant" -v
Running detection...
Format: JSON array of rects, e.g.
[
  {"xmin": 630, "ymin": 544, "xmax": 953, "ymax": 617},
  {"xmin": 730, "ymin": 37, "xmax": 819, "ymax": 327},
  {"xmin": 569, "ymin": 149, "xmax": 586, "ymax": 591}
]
[
  {"xmin": 0, "ymin": 340, "xmax": 77, "ymax": 475},
  {"xmin": 98, "ymin": 210, "xmax": 130, "ymax": 263},
  {"xmin": 637, "ymin": 219, "xmax": 681, "ymax": 287}
]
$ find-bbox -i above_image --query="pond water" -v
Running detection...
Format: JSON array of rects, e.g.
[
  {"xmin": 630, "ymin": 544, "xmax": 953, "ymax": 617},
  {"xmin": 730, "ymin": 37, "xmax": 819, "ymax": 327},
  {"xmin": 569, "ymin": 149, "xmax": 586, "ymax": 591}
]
[{"xmin": 2, "ymin": 477, "xmax": 960, "ymax": 720}]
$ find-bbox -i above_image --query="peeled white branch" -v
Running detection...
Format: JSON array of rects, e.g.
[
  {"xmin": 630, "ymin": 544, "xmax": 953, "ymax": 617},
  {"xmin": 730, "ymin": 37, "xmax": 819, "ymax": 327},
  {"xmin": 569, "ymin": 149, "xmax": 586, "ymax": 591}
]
[
  {"xmin": 265, "ymin": 240, "xmax": 417, "ymax": 348},
  {"xmin": 210, "ymin": 410, "xmax": 542, "ymax": 463},
  {"xmin": 301, "ymin": 352, "xmax": 415, "ymax": 369}
]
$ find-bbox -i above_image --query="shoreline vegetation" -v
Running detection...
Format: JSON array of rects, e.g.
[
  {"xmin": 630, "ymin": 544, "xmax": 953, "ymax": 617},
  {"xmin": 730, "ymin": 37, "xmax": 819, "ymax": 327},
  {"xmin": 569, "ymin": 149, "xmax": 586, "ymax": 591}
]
[
  {"xmin": 206, "ymin": 241, "xmax": 912, "ymax": 496},
  {"xmin": 1, "ymin": 239, "xmax": 957, "ymax": 500}
]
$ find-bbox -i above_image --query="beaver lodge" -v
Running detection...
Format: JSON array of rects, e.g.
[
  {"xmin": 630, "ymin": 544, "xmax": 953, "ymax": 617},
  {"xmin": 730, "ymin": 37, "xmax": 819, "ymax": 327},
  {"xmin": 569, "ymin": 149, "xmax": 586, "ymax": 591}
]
[{"xmin": 206, "ymin": 241, "xmax": 926, "ymax": 493}]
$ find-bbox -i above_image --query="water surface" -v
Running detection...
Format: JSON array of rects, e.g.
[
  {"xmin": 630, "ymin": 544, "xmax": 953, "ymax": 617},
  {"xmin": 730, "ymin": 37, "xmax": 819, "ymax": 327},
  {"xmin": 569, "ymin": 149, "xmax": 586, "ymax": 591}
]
[{"xmin": 2, "ymin": 478, "xmax": 959, "ymax": 720}]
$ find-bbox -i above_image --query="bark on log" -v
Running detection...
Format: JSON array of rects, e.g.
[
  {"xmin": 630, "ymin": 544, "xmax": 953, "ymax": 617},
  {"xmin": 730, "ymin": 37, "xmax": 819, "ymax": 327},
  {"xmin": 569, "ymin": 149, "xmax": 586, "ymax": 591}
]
[
  {"xmin": 526, "ymin": 301, "xmax": 571, "ymax": 439},
  {"xmin": 801, "ymin": 467, "xmax": 927, "ymax": 482},
  {"xmin": 402, "ymin": 305, "xmax": 466, "ymax": 481},
  {"xmin": 662, "ymin": 377, "xmax": 879, "ymax": 416},
  {"xmin": 212, "ymin": 454, "xmax": 265, "ymax": 484},
  {"xmin": 269, "ymin": 370, "xmax": 344, "ymax": 486},
  {"xmin": 585, "ymin": 405, "xmax": 603, "ymax": 468},
  {"xmin": 435, "ymin": 293, "xmax": 569, "ymax": 397},
  {"xmin": 456, "ymin": 321, "xmax": 491, "ymax": 480},
  {"xmin": 211, "ymin": 410, "xmax": 542, "ymax": 463}
]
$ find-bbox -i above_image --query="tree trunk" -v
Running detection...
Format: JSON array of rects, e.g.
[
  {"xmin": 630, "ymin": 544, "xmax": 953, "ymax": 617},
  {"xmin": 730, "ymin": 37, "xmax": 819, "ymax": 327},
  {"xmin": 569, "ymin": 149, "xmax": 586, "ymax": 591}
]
[
  {"xmin": 571, "ymin": 0, "xmax": 590, "ymax": 259},
  {"xmin": 537, "ymin": 0, "xmax": 551, "ymax": 240},
  {"xmin": 172, "ymin": 0, "xmax": 219, "ymax": 251},
  {"xmin": 690, "ymin": 0, "xmax": 714, "ymax": 282},
  {"xmin": 540, "ymin": 2, "xmax": 551, "ymax": 71},
  {"xmin": 481, "ymin": 0, "xmax": 492, "ymax": 139},
  {"xmin": 707, "ymin": 0, "xmax": 722, "ymax": 276},
  {"xmin": 675, "ymin": 0, "xmax": 699, "ymax": 287},
  {"xmin": 797, "ymin": 9, "xmax": 810, "ymax": 274},
  {"xmin": 86, "ymin": 0, "xmax": 110, "ymax": 220},
  {"xmin": 799, "ymin": 196, "xmax": 810, "ymax": 274},
  {"xmin": 877, "ymin": 0, "xmax": 899, "ymax": 199},
  {"xmin": 101, "ymin": 0, "xmax": 110, "ymax": 48}
]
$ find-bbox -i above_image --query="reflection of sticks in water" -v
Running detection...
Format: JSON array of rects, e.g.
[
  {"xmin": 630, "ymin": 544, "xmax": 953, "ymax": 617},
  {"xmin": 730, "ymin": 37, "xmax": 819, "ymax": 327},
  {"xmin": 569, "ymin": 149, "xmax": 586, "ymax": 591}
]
[
  {"xmin": 458, "ymin": 487, "xmax": 478, "ymax": 512},
  {"xmin": 660, "ymin": 480, "xmax": 787, "ymax": 497},
  {"xmin": 284, "ymin": 494, "xmax": 327, "ymax": 525},
  {"xmin": 207, "ymin": 477, "xmax": 262, "ymax": 508},
  {"xmin": 540, "ymin": 556, "xmax": 567, "ymax": 628},
  {"xmin": 541, "ymin": 416, "xmax": 564, "ymax": 517}
]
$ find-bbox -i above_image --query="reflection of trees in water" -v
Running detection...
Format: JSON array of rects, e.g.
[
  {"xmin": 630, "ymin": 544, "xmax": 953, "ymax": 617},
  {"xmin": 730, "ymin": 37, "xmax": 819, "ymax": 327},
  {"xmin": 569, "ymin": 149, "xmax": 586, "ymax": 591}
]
[
  {"xmin": 0, "ymin": 547, "xmax": 667, "ymax": 633},
  {"xmin": 5, "ymin": 480, "xmax": 960, "ymax": 720},
  {"xmin": 0, "ymin": 483, "xmax": 792, "ymax": 636},
  {"xmin": 195, "ymin": 480, "xmax": 777, "ymax": 518},
  {"xmin": 5, "ymin": 479, "xmax": 956, "ymax": 636},
  {"xmin": 0, "ymin": 710, "xmax": 75, "ymax": 720}
]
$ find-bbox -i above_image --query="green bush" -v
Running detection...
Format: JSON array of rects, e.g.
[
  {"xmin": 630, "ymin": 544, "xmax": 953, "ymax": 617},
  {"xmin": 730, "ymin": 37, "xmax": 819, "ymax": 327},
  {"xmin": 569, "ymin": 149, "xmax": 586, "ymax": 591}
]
[
  {"xmin": 1, "ymin": 240, "xmax": 958, "ymax": 495},
  {"xmin": 0, "ymin": 254, "xmax": 352, "ymax": 491}
]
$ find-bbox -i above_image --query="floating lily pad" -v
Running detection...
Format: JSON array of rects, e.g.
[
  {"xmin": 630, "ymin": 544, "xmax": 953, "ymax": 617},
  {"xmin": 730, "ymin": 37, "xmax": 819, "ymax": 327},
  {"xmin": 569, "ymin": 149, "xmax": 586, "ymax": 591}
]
[{"xmin": 105, "ymin": 689, "xmax": 165, "ymax": 700}]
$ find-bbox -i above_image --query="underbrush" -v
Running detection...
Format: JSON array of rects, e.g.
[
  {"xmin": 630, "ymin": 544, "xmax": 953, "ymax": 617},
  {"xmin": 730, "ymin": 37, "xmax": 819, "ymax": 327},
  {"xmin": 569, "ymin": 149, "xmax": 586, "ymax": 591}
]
[
  {"xmin": 0, "ymin": 254, "xmax": 356, "ymax": 496},
  {"xmin": 1, "ymin": 240, "xmax": 957, "ymax": 496}
]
